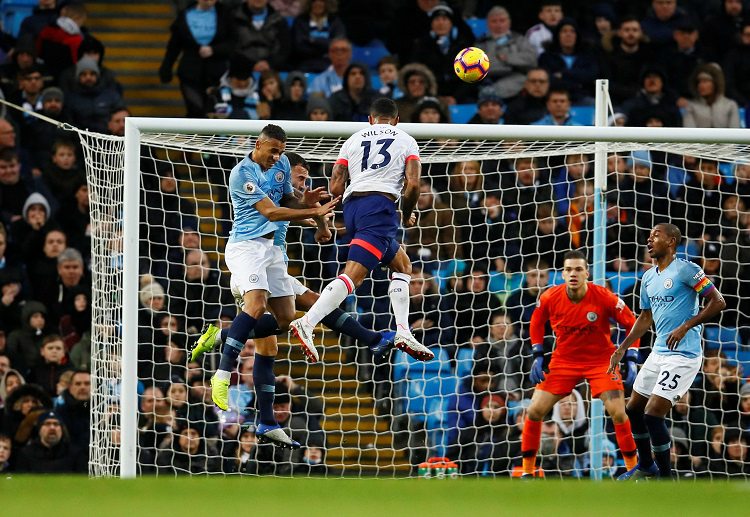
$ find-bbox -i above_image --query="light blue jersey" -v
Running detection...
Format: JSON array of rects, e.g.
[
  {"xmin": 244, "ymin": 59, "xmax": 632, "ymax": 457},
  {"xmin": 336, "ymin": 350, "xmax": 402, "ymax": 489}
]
[
  {"xmin": 640, "ymin": 258, "xmax": 715, "ymax": 358},
  {"xmin": 228, "ymin": 155, "xmax": 293, "ymax": 243},
  {"xmin": 273, "ymin": 221, "xmax": 290, "ymax": 263}
]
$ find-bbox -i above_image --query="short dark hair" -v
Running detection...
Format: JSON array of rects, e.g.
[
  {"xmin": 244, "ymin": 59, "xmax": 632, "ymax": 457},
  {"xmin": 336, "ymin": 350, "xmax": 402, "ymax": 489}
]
[
  {"xmin": 563, "ymin": 250, "xmax": 588, "ymax": 264},
  {"xmin": 260, "ymin": 124, "xmax": 287, "ymax": 143},
  {"xmin": 658, "ymin": 223, "xmax": 682, "ymax": 247},
  {"xmin": 548, "ymin": 88, "xmax": 571, "ymax": 100},
  {"xmin": 0, "ymin": 147, "xmax": 18, "ymax": 163},
  {"xmin": 285, "ymin": 151, "xmax": 309, "ymax": 171},
  {"xmin": 370, "ymin": 97, "xmax": 398, "ymax": 119},
  {"xmin": 109, "ymin": 105, "xmax": 130, "ymax": 119}
]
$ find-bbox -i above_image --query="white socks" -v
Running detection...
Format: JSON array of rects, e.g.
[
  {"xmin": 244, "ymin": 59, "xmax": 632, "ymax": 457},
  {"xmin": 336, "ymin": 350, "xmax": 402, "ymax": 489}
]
[
  {"xmin": 304, "ymin": 274, "xmax": 354, "ymax": 327},
  {"xmin": 389, "ymin": 272, "xmax": 411, "ymax": 334}
]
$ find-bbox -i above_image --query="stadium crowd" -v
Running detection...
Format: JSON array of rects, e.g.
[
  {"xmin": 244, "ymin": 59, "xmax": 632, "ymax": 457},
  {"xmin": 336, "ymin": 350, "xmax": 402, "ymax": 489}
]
[{"xmin": 0, "ymin": 0, "xmax": 749, "ymax": 477}]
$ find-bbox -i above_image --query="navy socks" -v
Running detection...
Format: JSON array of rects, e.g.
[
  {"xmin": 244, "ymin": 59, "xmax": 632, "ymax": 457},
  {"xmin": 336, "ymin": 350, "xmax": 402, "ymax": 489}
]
[
  {"xmin": 254, "ymin": 353, "xmax": 277, "ymax": 426},
  {"xmin": 218, "ymin": 312, "xmax": 256, "ymax": 371}
]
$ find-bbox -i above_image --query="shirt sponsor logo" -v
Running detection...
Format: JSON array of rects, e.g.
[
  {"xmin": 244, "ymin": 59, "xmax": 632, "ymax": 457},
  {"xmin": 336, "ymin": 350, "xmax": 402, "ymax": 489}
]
[
  {"xmin": 649, "ymin": 295, "xmax": 675, "ymax": 303},
  {"xmin": 586, "ymin": 311, "xmax": 598, "ymax": 322},
  {"xmin": 663, "ymin": 278, "xmax": 673, "ymax": 289}
]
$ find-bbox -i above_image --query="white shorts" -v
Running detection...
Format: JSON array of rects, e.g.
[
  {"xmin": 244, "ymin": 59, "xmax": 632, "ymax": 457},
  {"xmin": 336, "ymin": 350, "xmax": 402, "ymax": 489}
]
[
  {"xmin": 225, "ymin": 239, "xmax": 295, "ymax": 304},
  {"xmin": 632, "ymin": 352, "xmax": 701, "ymax": 405},
  {"xmin": 291, "ymin": 277, "xmax": 309, "ymax": 297}
]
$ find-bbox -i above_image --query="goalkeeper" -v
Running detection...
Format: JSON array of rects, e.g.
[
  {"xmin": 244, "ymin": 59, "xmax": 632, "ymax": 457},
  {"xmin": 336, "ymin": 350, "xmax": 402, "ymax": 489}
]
[{"xmin": 520, "ymin": 250, "xmax": 640, "ymax": 477}]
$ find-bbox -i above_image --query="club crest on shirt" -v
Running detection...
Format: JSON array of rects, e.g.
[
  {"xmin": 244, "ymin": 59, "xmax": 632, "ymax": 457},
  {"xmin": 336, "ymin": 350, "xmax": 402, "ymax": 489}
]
[
  {"xmin": 274, "ymin": 171, "xmax": 284, "ymax": 183},
  {"xmin": 249, "ymin": 274, "xmax": 259, "ymax": 283},
  {"xmin": 663, "ymin": 278, "xmax": 673, "ymax": 289},
  {"xmin": 586, "ymin": 311, "xmax": 598, "ymax": 322},
  {"xmin": 244, "ymin": 181, "xmax": 256, "ymax": 194}
]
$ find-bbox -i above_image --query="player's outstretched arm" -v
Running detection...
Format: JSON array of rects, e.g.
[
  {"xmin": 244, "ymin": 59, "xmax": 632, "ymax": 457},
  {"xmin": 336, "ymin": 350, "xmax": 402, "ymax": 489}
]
[
  {"xmin": 330, "ymin": 163, "xmax": 349, "ymax": 199},
  {"xmin": 401, "ymin": 159, "xmax": 422, "ymax": 227},
  {"xmin": 608, "ymin": 309, "xmax": 653, "ymax": 374},
  {"xmin": 255, "ymin": 196, "xmax": 339, "ymax": 222},
  {"xmin": 666, "ymin": 288, "xmax": 726, "ymax": 350}
]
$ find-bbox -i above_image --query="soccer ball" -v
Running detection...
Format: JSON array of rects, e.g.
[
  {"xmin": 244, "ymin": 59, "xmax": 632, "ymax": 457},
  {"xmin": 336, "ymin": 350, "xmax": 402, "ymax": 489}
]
[{"xmin": 454, "ymin": 47, "xmax": 490, "ymax": 83}]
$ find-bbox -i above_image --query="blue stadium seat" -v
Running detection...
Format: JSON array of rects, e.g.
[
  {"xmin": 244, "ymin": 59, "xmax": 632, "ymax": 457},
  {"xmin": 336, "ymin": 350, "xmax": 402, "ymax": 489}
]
[
  {"xmin": 466, "ymin": 18, "xmax": 487, "ymax": 39},
  {"xmin": 740, "ymin": 107, "xmax": 747, "ymax": 128},
  {"xmin": 569, "ymin": 106, "xmax": 594, "ymax": 125},
  {"xmin": 1, "ymin": 0, "xmax": 37, "ymax": 38},
  {"xmin": 425, "ymin": 375, "xmax": 460, "ymax": 456},
  {"xmin": 449, "ymin": 104, "xmax": 476, "ymax": 124},
  {"xmin": 606, "ymin": 271, "xmax": 640, "ymax": 295},
  {"xmin": 405, "ymin": 375, "xmax": 454, "ymax": 421},
  {"xmin": 351, "ymin": 40, "xmax": 389, "ymax": 69},
  {"xmin": 703, "ymin": 325, "xmax": 740, "ymax": 351},
  {"xmin": 676, "ymin": 240, "xmax": 700, "ymax": 260},
  {"xmin": 392, "ymin": 347, "xmax": 450, "ymax": 381},
  {"xmin": 455, "ymin": 347, "xmax": 474, "ymax": 379},
  {"xmin": 435, "ymin": 259, "xmax": 467, "ymax": 292},
  {"xmin": 549, "ymin": 270, "xmax": 565, "ymax": 286}
]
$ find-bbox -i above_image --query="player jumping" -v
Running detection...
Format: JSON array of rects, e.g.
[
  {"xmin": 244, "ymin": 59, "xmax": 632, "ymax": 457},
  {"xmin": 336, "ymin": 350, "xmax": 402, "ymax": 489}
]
[
  {"xmin": 288, "ymin": 98, "xmax": 434, "ymax": 362},
  {"xmin": 195, "ymin": 124, "xmax": 337, "ymax": 448},
  {"xmin": 610, "ymin": 223, "xmax": 725, "ymax": 480},
  {"xmin": 520, "ymin": 250, "xmax": 640, "ymax": 477}
]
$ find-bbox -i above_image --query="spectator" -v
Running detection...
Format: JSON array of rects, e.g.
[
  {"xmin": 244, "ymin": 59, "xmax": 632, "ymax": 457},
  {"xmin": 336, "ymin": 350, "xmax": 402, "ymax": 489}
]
[
  {"xmin": 186, "ymin": 374, "xmax": 220, "ymax": 438},
  {"xmin": 308, "ymin": 37, "xmax": 352, "ymax": 97},
  {"xmin": 476, "ymin": 6, "xmax": 537, "ymax": 101},
  {"xmin": 683, "ymin": 63, "xmax": 740, "ymax": 128},
  {"xmin": 156, "ymin": 419, "xmax": 221, "ymax": 475},
  {"xmin": 447, "ymin": 267, "xmax": 502, "ymax": 346},
  {"xmin": 138, "ymin": 385, "xmax": 174, "ymax": 466},
  {"xmin": 467, "ymin": 92, "xmax": 504, "ymax": 124},
  {"xmin": 27, "ymin": 229, "xmax": 67, "ymax": 309},
  {"xmin": 21, "ymin": 88, "xmax": 71, "ymax": 167},
  {"xmin": 520, "ymin": 202, "xmax": 571, "ymax": 269},
  {"xmin": 551, "ymin": 152, "xmax": 590, "ymax": 216},
  {"xmin": 0, "ymin": 368, "xmax": 26, "ymax": 411},
  {"xmin": 7, "ymin": 66, "xmax": 46, "ymax": 130},
  {"xmin": 291, "ymin": 0, "xmax": 346, "ymax": 72},
  {"xmin": 234, "ymin": 0, "xmax": 292, "ymax": 72},
  {"xmin": 0, "ymin": 432, "xmax": 11, "ymax": 472},
  {"xmin": 403, "ymin": 181, "xmax": 455, "ymax": 262},
  {"xmin": 18, "ymin": 0, "xmax": 59, "ymax": 44},
  {"xmin": 552, "ymin": 389, "xmax": 588, "ymax": 459},
  {"xmin": 387, "ymin": 0, "xmax": 447, "ymax": 62},
  {"xmin": 14, "ymin": 410, "xmax": 84, "ymax": 472},
  {"xmin": 68, "ymin": 331, "xmax": 90, "ymax": 371},
  {"xmin": 27, "ymin": 334, "xmax": 72, "ymax": 397},
  {"xmin": 375, "ymin": 56, "xmax": 402, "ymax": 100},
  {"xmin": 66, "ymin": 35, "xmax": 123, "ymax": 95},
  {"xmin": 531, "ymin": 88, "xmax": 578, "ymax": 126},
  {"xmin": 107, "ymin": 106, "xmax": 129, "ymax": 137},
  {"xmin": 707, "ymin": 430, "xmax": 750, "ymax": 478},
  {"xmin": 410, "ymin": 96, "xmax": 450, "ymax": 123},
  {"xmin": 395, "ymin": 63, "xmax": 439, "ymax": 123},
  {"xmin": 446, "ymin": 160, "xmax": 483, "ymax": 230},
  {"xmin": 679, "ymin": 157, "xmax": 724, "ymax": 240},
  {"xmin": 671, "ymin": 390, "xmax": 718, "ymax": 466},
  {"xmin": 640, "ymin": 0, "xmax": 691, "ymax": 53},
  {"xmin": 57, "ymin": 180, "xmax": 90, "ymax": 261},
  {"xmin": 702, "ymin": 0, "xmax": 745, "ymax": 63},
  {"xmin": 526, "ymin": 1, "xmax": 564, "ymax": 56},
  {"xmin": 405, "ymin": 267, "xmax": 454, "ymax": 348},
  {"xmin": 475, "ymin": 312, "xmax": 525, "ymax": 398},
  {"xmin": 158, "ymin": 0, "xmax": 235, "ymax": 118},
  {"xmin": 207, "ymin": 53, "xmax": 260, "ymax": 119},
  {"xmin": 504, "ymin": 68, "xmax": 550, "ymax": 125},
  {"xmin": 306, "ymin": 95, "xmax": 332, "ymax": 120},
  {"xmin": 602, "ymin": 17, "xmax": 654, "ymax": 106},
  {"xmin": 0, "ymin": 270, "xmax": 25, "ymax": 338},
  {"xmin": 1, "ymin": 382, "xmax": 50, "ymax": 443},
  {"xmin": 0, "ymin": 37, "xmax": 49, "ymax": 100},
  {"xmin": 66, "ymin": 57, "xmax": 124, "ymax": 133},
  {"xmin": 621, "ymin": 66, "xmax": 682, "ymax": 127},
  {"xmin": 7, "ymin": 301, "xmax": 49, "ymax": 371},
  {"xmin": 505, "ymin": 260, "xmax": 549, "ymax": 338},
  {"xmin": 36, "ymin": 3, "xmax": 88, "ymax": 81},
  {"xmin": 228, "ymin": 354, "xmax": 256, "ymax": 422},
  {"xmin": 501, "ymin": 156, "xmax": 553, "ymax": 237},
  {"xmin": 169, "ymin": 249, "xmax": 229, "ymax": 334},
  {"xmin": 408, "ymin": 4, "xmax": 476, "ymax": 103},
  {"xmin": 328, "ymin": 63, "xmax": 377, "ymax": 122},
  {"xmin": 43, "ymin": 247, "xmax": 90, "ymax": 330},
  {"xmin": 41, "ymin": 140, "xmax": 86, "ymax": 207},
  {"xmin": 0, "ymin": 148, "xmax": 33, "ymax": 228},
  {"xmin": 9, "ymin": 192, "xmax": 54, "ymax": 261},
  {"xmin": 223, "ymin": 424, "xmax": 262, "ymax": 474},
  {"xmin": 54, "ymin": 369, "xmax": 90, "ymax": 449},
  {"xmin": 275, "ymin": 72, "xmax": 308, "ymax": 120},
  {"xmin": 661, "ymin": 19, "xmax": 705, "ymax": 101}
]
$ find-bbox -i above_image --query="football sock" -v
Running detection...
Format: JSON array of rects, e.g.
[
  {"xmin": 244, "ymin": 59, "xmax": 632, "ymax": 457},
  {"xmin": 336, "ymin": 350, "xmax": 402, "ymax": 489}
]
[
  {"xmin": 521, "ymin": 418, "xmax": 542, "ymax": 475},
  {"xmin": 626, "ymin": 404, "xmax": 654, "ymax": 469},
  {"xmin": 389, "ymin": 273, "xmax": 411, "ymax": 334},
  {"xmin": 303, "ymin": 274, "xmax": 354, "ymax": 327},
  {"xmin": 218, "ymin": 312, "xmax": 256, "ymax": 372},
  {"xmin": 248, "ymin": 314, "xmax": 281, "ymax": 338},
  {"xmin": 614, "ymin": 421, "xmax": 639, "ymax": 471},
  {"xmin": 644, "ymin": 414, "xmax": 673, "ymax": 477},
  {"xmin": 254, "ymin": 353, "xmax": 277, "ymax": 426},
  {"xmin": 322, "ymin": 308, "xmax": 381, "ymax": 347}
]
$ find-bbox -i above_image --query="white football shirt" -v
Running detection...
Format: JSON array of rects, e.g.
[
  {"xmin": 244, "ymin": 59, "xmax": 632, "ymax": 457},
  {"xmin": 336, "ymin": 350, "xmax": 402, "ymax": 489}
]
[{"xmin": 335, "ymin": 124, "xmax": 420, "ymax": 201}]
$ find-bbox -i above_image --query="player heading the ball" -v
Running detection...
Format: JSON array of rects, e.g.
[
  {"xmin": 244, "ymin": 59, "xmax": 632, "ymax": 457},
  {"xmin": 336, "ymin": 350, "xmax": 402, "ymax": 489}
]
[
  {"xmin": 520, "ymin": 250, "xmax": 640, "ymax": 478},
  {"xmin": 611, "ymin": 223, "xmax": 725, "ymax": 480},
  {"xmin": 289, "ymin": 98, "xmax": 434, "ymax": 362}
]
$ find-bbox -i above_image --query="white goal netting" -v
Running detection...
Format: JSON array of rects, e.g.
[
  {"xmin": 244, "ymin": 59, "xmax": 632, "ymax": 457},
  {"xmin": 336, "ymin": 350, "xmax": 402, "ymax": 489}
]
[{"xmin": 82, "ymin": 124, "xmax": 750, "ymax": 479}]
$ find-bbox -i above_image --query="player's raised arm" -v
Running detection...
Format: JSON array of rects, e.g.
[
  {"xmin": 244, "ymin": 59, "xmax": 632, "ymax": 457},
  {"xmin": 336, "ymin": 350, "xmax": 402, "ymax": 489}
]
[
  {"xmin": 401, "ymin": 158, "xmax": 421, "ymax": 227},
  {"xmin": 255, "ymin": 195, "xmax": 338, "ymax": 222}
]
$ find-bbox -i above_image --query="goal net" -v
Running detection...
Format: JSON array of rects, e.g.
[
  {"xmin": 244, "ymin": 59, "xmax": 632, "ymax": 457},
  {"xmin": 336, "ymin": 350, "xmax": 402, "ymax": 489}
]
[{"xmin": 82, "ymin": 119, "xmax": 750, "ymax": 479}]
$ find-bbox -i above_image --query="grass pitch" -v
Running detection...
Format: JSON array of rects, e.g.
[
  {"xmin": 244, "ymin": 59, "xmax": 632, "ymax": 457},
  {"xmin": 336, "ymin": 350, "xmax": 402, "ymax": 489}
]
[{"xmin": 2, "ymin": 476, "xmax": 747, "ymax": 516}]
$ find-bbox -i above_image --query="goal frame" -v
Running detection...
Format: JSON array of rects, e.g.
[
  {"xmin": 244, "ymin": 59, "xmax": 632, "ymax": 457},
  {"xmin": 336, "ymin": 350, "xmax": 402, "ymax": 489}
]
[{"xmin": 121, "ymin": 81, "xmax": 750, "ymax": 479}]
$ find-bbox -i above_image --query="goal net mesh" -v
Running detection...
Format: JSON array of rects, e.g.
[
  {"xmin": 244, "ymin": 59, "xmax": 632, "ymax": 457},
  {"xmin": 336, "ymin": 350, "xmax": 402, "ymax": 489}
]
[{"xmin": 82, "ymin": 127, "xmax": 750, "ymax": 478}]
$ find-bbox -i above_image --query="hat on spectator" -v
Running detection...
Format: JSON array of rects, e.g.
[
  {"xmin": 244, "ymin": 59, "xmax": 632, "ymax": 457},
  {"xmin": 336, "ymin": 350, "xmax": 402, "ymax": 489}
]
[
  {"xmin": 411, "ymin": 96, "xmax": 448, "ymax": 122},
  {"xmin": 0, "ymin": 268, "xmax": 22, "ymax": 286},
  {"xmin": 22, "ymin": 192, "xmax": 51, "ymax": 220},
  {"xmin": 174, "ymin": 417, "xmax": 204, "ymax": 436},
  {"xmin": 139, "ymin": 281, "xmax": 165, "ymax": 307},
  {"xmin": 36, "ymin": 410, "xmax": 61, "ymax": 427},
  {"xmin": 630, "ymin": 149, "xmax": 651, "ymax": 169},
  {"xmin": 477, "ymin": 91, "xmax": 503, "ymax": 108},
  {"xmin": 306, "ymin": 96, "xmax": 332, "ymax": 118},
  {"xmin": 76, "ymin": 56, "xmax": 100, "ymax": 77},
  {"xmin": 428, "ymin": 4, "xmax": 453, "ymax": 20},
  {"xmin": 672, "ymin": 427, "xmax": 689, "ymax": 450},
  {"xmin": 227, "ymin": 53, "xmax": 253, "ymax": 81},
  {"xmin": 592, "ymin": 3, "xmax": 617, "ymax": 25},
  {"xmin": 674, "ymin": 17, "xmax": 698, "ymax": 33},
  {"xmin": 273, "ymin": 382, "xmax": 291, "ymax": 404},
  {"xmin": 480, "ymin": 393, "xmax": 505, "ymax": 409},
  {"xmin": 703, "ymin": 242, "xmax": 720, "ymax": 259},
  {"xmin": 41, "ymin": 87, "xmax": 64, "ymax": 104},
  {"xmin": 740, "ymin": 382, "xmax": 750, "ymax": 398}
]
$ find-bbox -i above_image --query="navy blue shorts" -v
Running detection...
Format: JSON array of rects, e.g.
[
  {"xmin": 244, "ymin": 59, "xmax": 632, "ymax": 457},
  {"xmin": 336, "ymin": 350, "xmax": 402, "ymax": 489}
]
[{"xmin": 342, "ymin": 194, "xmax": 400, "ymax": 270}]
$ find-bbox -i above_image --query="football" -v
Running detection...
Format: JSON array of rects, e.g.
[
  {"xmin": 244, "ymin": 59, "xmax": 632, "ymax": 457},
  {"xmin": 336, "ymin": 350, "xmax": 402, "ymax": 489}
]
[{"xmin": 453, "ymin": 47, "xmax": 490, "ymax": 83}]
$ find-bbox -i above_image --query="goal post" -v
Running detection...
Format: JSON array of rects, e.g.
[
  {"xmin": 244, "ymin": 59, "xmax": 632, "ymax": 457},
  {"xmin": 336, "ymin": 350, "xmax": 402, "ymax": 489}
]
[{"xmin": 92, "ymin": 94, "xmax": 750, "ymax": 479}]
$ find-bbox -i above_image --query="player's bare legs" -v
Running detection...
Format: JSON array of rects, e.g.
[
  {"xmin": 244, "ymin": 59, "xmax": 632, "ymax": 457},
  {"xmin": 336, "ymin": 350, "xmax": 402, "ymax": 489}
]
[
  {"xmin": 600, "ymin": 390, "xmax": 638, "ymax": 470},
  {"xmin": 521, "ymin": 389, "xmax": 563, "ymax": 476}
]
